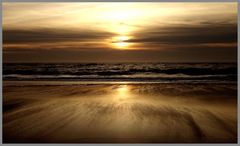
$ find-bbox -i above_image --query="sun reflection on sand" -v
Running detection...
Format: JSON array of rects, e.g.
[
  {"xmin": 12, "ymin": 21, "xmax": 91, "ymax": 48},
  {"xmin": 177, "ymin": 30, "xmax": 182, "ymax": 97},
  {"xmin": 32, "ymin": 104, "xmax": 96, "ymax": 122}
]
[
  {"xmin": 3, "ymin": 83, "xmax": 237, "ymax": 143},
  {"xmin": 116, "ymin": 85, "xmax": 130, "ymax": 100}
]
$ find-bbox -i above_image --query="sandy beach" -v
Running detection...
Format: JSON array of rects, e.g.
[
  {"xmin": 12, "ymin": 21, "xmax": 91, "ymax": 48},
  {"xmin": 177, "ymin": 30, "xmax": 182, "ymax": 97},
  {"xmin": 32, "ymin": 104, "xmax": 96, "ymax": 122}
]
[
  {"xmin": 3, "ymin": 1, "xmax": 238, "ymax": 144},
  {"xmin": 3, "ymin": 81, "xmax": 237, "ymax": 143}
]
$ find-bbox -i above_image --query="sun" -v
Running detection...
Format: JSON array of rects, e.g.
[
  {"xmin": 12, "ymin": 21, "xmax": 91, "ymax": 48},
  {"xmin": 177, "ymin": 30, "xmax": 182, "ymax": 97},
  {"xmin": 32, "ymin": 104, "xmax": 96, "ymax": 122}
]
[
  {"xmin": 116, "ymin": 42, "xmax": 128, "ymax": 48},
  {"xmin": 112, "ymin": 36, "xmax": 130, "ymax": 49}
]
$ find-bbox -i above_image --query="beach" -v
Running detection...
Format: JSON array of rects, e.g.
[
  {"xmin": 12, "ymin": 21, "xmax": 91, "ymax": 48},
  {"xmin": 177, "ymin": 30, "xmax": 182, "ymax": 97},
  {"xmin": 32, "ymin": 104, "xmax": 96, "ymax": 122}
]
[
  {"xmin": 3, "ymin": 1, "xmax": 238, "ymax": 144},
  {"xmin": 3, "ymin": 81, "xmax": 237, "ymax": 143}
]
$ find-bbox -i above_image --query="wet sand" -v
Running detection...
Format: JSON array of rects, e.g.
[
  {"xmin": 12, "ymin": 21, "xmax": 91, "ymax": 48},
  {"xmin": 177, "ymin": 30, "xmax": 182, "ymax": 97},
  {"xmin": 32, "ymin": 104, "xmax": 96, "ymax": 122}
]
[{"xmin": 3, "ymin": 81, "xmax": 237, "ymax": 143}]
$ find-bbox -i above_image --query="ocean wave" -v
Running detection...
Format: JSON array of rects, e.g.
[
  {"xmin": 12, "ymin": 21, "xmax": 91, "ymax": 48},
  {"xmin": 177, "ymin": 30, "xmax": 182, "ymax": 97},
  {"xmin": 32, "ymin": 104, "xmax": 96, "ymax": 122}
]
[{"xmin": 3, "ymin": 63, "xmax": 237, "ymax": 83}]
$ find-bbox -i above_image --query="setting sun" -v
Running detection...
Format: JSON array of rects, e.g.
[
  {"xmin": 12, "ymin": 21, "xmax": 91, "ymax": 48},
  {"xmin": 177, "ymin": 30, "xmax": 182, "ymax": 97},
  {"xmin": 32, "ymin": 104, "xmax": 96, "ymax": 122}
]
[
  {"xmin": 112, "ymin": 36, "xmax": 131, "ymax": 49},
  {"xmin": 115, "ymin": 42, "xmax": 128, "ymax": 48}
]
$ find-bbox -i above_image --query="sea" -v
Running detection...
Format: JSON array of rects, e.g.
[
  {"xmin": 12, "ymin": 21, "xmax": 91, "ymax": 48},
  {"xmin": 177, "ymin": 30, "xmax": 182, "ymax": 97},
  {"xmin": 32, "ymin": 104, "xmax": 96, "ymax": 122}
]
[{"xmin": 3, "ymin": 63, "xmax": 237, "ymax": 83}]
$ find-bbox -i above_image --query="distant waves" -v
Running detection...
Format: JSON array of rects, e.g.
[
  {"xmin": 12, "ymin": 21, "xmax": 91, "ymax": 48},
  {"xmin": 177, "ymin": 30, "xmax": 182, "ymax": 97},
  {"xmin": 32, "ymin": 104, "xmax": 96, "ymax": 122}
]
[{"xmin": 3, "ymin": 63, "xmax": 237, "ymax": 83}]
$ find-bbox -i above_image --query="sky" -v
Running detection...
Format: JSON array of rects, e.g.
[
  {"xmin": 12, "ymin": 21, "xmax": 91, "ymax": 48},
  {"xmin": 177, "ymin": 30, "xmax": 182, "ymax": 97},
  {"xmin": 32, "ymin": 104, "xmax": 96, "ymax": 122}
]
[{"xmin": 3, "ymin": 2, "xmax": 237, "ymax": 63}]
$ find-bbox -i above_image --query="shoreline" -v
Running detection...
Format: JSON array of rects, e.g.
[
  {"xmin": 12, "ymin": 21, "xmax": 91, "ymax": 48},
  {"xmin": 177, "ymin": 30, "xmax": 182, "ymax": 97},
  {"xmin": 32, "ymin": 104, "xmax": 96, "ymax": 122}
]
[{"xmin": 3, "ymin": 80, "xmax": 238, "ymax": 86}]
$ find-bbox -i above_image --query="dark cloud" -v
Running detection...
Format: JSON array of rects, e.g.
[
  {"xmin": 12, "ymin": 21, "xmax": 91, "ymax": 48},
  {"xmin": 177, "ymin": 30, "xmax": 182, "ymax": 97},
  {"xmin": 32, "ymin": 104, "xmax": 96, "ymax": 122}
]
[
  {"xmin": 3, "ymin": 28, "xmax": 115, "ymax": 44},
  {"xmin": 128, "ymin": 23, "xmax": 237, "ymax": 45},
  {"xmin": 4, "ymin": 44, "xmax": 237, "ymax": 63},
  {"xmin": 3, "ymin": 22, "xmax": 237, "ymax": 63}
]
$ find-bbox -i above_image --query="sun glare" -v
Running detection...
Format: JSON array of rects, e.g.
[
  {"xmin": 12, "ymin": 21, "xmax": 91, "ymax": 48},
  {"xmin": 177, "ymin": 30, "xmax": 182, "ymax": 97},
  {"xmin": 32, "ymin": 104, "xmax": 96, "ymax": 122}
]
[
  {"xmin": 103, "ymin": 9, "xmax": 140, "ymax": 21},
  {"xmin": 116, "ymin": 42, "xmax": 128, "ymax": 48},
  {"xmin": 115, "ymin": 36, "xmax": 129, "ymax": 41},
  {"xmin": 112, "ymin": 36, "xmax": 131, "ymax": 49},
  {"xmin": 111, "ymin": 12, "xmax": 129, "ymax": 20}
]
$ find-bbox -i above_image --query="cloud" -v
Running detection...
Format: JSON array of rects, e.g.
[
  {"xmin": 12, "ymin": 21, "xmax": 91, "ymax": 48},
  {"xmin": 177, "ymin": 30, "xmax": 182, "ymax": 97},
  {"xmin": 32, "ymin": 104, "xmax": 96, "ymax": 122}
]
[
  {"xmin": 3, "ymin": 21, "xmax": 237, "ymax": 63},
  {"xmin": 3, "ymin": 28, "xmax": 115, "ymax": 44},
  {"xmin": 3, "ymin": 45, "xmax": 237, "ymax": 63},
  {"xmin": 2, "ymin": 3, "xmax": 237, "ymax": 63},
  {"xmin": 128, "ymin": 23, "xmax": 237, "ymax": 45}
]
